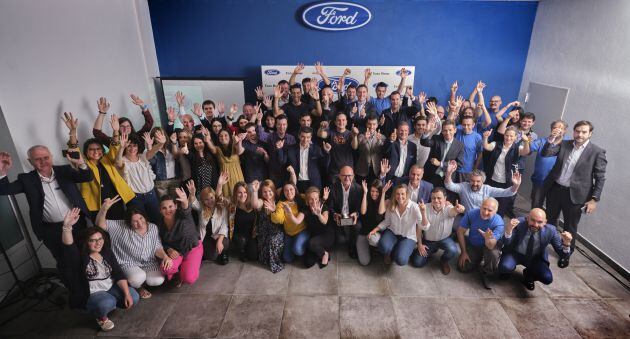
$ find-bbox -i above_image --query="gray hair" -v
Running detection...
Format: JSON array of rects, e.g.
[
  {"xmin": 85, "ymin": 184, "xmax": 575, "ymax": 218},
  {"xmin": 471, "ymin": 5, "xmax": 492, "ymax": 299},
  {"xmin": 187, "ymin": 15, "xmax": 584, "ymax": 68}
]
[
  {"xmin": 469, "ymin": 169, "xmax": 486, "ymax": 182},
  {"xmin": 483, "ymin": 197, "xmax": 499, "ymax": 210},
  {"xmin": 551, "ymin": 120, "xmax": 568, "ymax": 130},
  {"xmin": 27, "ymin": 145, "xmax": 50, "ymax": 159}
]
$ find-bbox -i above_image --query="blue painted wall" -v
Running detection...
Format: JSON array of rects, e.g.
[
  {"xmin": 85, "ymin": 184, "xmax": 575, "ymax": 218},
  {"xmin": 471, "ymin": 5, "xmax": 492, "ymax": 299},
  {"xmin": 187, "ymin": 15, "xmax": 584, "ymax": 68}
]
[{"xmin": 148, "ymin": 0, "xmax": 537, "ymax": 104}]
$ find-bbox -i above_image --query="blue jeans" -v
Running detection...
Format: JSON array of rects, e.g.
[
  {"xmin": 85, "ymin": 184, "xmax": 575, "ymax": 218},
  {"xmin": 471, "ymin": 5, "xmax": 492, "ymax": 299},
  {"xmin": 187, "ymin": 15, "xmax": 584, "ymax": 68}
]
[
  {"xmin": 85, "ymin": 284, "xmax": 139, "ymax": 318},
  {"xmin": 499, "ymin": 252, "xmax": 553, "ymax": 284},
  {"xmin": 377, "ymin": 229, "xmax": 417, "ymax": 266},
  {"xmin": 129, "ymin": 190, "xmax": 160, "ymax": 224},
  {"xmin": 411, "ymin": 237, "xmax": 459, "ymax": 267},
  {"xmin": 283, "ymin": 231, "xmax": 310, "ymax": 263}
]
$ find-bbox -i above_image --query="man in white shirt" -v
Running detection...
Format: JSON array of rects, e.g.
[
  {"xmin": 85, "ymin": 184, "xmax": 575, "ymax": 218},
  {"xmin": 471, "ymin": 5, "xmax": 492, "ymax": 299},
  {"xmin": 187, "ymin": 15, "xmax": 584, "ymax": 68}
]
[
  {"xmin": 411, "ymin": 187, "xmax": 465, "ymax": 274},
  {"xmin": 541, "ymin": 120, "xmax": 607, "ymax": 267}
]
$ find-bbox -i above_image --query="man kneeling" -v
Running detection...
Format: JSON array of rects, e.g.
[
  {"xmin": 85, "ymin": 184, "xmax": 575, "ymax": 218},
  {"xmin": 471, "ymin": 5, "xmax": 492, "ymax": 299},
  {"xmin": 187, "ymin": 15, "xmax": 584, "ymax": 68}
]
[{"xmin": 499, "ymin": 208, "xmax": 572, "ymax": 290}]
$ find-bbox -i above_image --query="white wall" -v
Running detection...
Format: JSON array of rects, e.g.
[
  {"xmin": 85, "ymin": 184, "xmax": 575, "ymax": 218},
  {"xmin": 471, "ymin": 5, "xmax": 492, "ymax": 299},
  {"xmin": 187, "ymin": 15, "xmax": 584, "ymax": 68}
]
[
  {"xmin": 519, "ymin": 0, "xmax": 630, "ymax": 270},
  {"xmin": 0, "ymin": 0, "xmax": 160, "ymax": 287}
]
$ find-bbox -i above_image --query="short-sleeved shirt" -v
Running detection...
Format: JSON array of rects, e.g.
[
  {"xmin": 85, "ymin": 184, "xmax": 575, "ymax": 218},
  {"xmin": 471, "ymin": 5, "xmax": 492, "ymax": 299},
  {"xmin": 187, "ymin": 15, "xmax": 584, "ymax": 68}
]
[
  {"xmin": 106, "ymin": 220, "xmax": 162, "ymax": 271},
  {"xmin": 281, "ymin": 101, "xmax": 313, "ymax": 137},
  {"xmin": 455, "ymin": 129, "xmax": 482, "ymax": 174},
  {"xmin": 327, "ymin": 129, "xmax": 354, "ymax": 174},
  {"xmin": 459, "ymin": 209, "xmax": 504, "ymax": 247},
  {"xmin": 423, "ymin": 206, "xmax": 456, "ymax": 242},
  {"xmin": 529, "ymin": 137, "xmax": 557, "ymax": 185}
]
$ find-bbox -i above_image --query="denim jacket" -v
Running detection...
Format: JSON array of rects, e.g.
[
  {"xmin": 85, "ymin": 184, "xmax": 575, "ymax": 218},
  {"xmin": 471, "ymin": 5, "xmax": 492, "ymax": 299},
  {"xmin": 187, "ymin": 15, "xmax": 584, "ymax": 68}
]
[{"xmin": 149, "ymin": 150, "xmax": 181, "ymax": 181}]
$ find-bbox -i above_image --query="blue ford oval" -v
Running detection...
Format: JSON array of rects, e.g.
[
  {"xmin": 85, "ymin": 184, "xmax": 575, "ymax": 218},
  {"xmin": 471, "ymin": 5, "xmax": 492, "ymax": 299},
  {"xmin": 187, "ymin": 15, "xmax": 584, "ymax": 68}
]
[
  {"xmin": 264, "ymin": 69, "xmax": 280, "ymax": 76},
  {"xmin": 302, "ymin": 2, "xmax": 372, "ymax": 31},
  {"xmin": 319, "ymin": 76, "xmax": 360, "ymax": 92}
]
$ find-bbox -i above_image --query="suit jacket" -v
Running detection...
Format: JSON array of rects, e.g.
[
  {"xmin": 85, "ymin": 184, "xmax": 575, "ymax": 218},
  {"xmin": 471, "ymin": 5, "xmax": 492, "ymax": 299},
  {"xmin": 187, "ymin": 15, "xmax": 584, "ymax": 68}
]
[
  {"xmin": 420, "ymin": 135, "xmax": 464, "ymax": 183},
  {"xmin": 403, "ymin": 179, "xmax": 434, "ymax": 203},
  {"xmin": 542, "ymin": 140, "xmax": 607, "ymax": 204},
  {"xmin": 501, "ymin": 217, "xmax": 569, "ymax": 264},
  {"xmin": 287, "ymin": 143, "xmax": 330, "ymax": 188},
  {"xmin": 379, "ymin": 106, "xmax": 420, "ymax": 138},
  {"xmin": 329, "ymin": 181, "xmax": 363, "ymax": 215},
  {"xmin": 0, "ymin": 165, "xmax": 92, "ymax": 240},
  {"xmin": 355, "ymin": 133, "xmax": 386, "ymax": 177},
  {"xmin": 385, "ymin": 140, "xmax": 417, "ymax": 179}
]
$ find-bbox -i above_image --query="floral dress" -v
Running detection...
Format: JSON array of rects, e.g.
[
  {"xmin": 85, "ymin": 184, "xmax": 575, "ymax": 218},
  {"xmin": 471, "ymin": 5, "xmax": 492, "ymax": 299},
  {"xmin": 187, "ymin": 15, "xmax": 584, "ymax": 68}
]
[{"xmin": 255, "ymin": 209, "xmax": 284, "ymax": 273}]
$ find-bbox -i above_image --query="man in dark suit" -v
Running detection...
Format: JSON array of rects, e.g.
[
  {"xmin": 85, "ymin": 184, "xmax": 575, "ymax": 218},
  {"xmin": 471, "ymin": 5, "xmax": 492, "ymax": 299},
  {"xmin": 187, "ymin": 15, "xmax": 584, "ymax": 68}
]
[
  {"xmin": 541, "ymin": 120, "xmax": 607, "ymax": 268},
  {"xmin": 499, "ymin": 208, "xmax": 573, "ymax": 290},
  {"xmin": 328, "ymin": 166, "xmax": 363, "ymax": 259},
  {"xmin": 421, "ymin": 119, "xmax": 465, "ymax": 188},
  {"xmin": 379, "ymin": 91, "xmax": 421, "ymax": 138},
  {"xmin": 287, "ymin": 127, "xmax": 329, "ymax": 192},
  {"xmin": 0, "ymin": 146, "xmax": 92, "ymax": 269},
  {"xmin": 382, "ymin": 121, "xmax": 417, "ymax": 186}
]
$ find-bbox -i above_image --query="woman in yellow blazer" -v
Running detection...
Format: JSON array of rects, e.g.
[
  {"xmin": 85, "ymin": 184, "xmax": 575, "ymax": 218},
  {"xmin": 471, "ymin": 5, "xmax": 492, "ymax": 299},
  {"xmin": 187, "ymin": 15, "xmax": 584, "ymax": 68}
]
[
  {"xmin": 271, "ymin": 182, "xmax": 309, "ymax": 264},
  {"xmin": 81, "ymin": 115, "xmax": 135, "ymax": 219}
]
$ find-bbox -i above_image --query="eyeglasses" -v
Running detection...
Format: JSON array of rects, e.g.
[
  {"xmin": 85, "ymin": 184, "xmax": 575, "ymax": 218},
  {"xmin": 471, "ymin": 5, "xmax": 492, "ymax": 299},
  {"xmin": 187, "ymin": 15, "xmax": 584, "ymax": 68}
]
[
  {"xmin": 88, "ymin": 237, "xmax": 104, "ymax": 244},
  {"xmin": 340, "ymin": 174, "xmax": 354, "ymax": 178}
]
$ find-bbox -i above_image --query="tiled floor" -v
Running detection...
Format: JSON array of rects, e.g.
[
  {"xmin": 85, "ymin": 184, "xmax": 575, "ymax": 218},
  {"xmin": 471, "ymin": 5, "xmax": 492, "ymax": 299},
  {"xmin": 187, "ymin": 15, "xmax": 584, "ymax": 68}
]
[{"xmin": 1, "ymin": 195, "xmax": 629, "ymax": 338}]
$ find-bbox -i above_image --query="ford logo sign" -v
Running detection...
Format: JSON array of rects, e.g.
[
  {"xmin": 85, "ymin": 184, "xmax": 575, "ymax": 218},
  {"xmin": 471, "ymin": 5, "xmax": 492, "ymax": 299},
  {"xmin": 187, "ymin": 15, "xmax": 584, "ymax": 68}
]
[
  {"xmin": 319, "ymin": 76, "xmax": 360, "ymax": 92},
  {"xmin": 264, "ymin": 69, "xmax": 280, "ymax": 76},
  {"xmin": 395, "ymin": 69, "xmax": 412, "ymax": 76},
  {"xmin": 302, "ymin": 2, "xmax": 372, "ymax": 31}
]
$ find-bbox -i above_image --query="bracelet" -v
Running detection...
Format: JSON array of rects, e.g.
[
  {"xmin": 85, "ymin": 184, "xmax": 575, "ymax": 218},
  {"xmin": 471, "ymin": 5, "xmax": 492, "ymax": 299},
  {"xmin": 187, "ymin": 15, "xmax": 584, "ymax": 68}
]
[
  {"xmin": 110, "ymin": 141, "xmax": 120, "ymax": 146},
  {"xmin": 62, "ymin": 225, "xmax": 72, "ymax": 232},
  {"xmin": 66, "ymin": 142, "xmax": 79, "ymax": 149},
  {"xmin": 98, "ymin": 111, "xmax": 107, "ymax": 115}
]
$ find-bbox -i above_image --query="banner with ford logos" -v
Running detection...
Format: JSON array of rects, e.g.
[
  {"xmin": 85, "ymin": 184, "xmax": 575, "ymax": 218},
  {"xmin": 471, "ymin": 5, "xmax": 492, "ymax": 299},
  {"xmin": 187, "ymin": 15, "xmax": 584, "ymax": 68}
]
[
  {"xmin": 261, "ymin": 65, "xmax": 415, "ymax": 100},
  {"xmin": 301, "ymin": 2, "xmax": 372, "ymax": 31}
]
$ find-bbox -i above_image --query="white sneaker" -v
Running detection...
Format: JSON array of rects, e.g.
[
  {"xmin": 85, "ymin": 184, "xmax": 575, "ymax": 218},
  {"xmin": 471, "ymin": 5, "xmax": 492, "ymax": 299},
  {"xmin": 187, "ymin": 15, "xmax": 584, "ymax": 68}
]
[{"xmin": 97, "ymin": 318, "xmax": 115, "ymax": 331}]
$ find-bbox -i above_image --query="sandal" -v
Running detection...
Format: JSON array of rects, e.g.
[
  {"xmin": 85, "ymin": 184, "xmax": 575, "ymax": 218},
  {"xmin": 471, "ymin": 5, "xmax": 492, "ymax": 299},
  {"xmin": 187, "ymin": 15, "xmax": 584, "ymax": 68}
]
[{"xmin": 138, "ymin": 287, "xmax": 152, "ymax": 299}]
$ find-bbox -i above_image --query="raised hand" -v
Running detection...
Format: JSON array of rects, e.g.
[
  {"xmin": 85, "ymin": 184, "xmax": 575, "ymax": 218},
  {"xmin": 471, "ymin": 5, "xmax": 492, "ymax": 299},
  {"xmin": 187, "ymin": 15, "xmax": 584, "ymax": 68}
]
[
  {"xmin": 154, "ymin": 130, "xmax": 166, "ymax": 145},
  {"xmin": 62, "ymin": 112, "xmax": 78, "ymax": 131},
  {"xmin": 405, "ymin": 86, "xmax": 414, "ymax": 98},
  {"xmin": 192, "ymin": 103, "xmax": 203, "ymax": 117},
  {"xmin": 482, "ymin": 129, "xmax": 493, "ymax": 139},
  {"xmin": 229, "ymin": 104, "xmax": 238, "ymax": 118},
  {"xmin": 389, "ymin": 129, "xmax": 397, "ymax": 142},
  {"xmin": 351, "ymin": 103, "xmax": 358, "ymax": 116},
  {"xmin": 130, "ymin": 94, "xmax": 144, "ymax": 107},
  {"xmin": 446, "ymin": 160, "xmax": 457, "ymax": 174},
  {"xmin": 217, "ymin": 102, "xmax": 225, "ymax": 115},
  {"xmin": 175, "ymin": 187, "xmax": 188, "ymax": 206},
  {"xmin": 309, "ymin": 88, "xmax": 320, "ymax": 100},
  {"xmin": 383, "ymin": 180, "xmax": 393, "ymax": 193},
  {"xmin": 507, "ymin": 218, "xmax": 519, "ymax": 234},
  {"xmin": 167, "ymin": 107, "xmax": 176, "ymax": 123},
  {"xmin": 478, "ymin": 228, "xmax": 495, "ymax": 242},
  {"xmin": 380, "ymin": 159, "xmax": 391, "ymax": 176},
  {"xmin": 263, "ymin": 95, "xmax": 272, "ymax": 109},
  {"xmin": 102, "ymin": 195, "xmax": 122, "ymax": 210},
  {"xmin": 170, "ymin": 133, "xmax": 178, "ymax": 144},
  {"xmin": 352, "ymin": 126, "xmax": 360, "ymax": 136},
  {"xmin": 418, "ymin": 199, "xmax": 426, "ymax": 213},
  {"xmin": 476, "ymin": 81, "xmax": 486, "ymax": 93},
  {"xmin": 322, "ymin": 141, "xmax": 332, "ymax": 153},
  {"xmin": 218, "ymin": 171, "xmax": 229, "ymax": 186},
  {"xmin": 181, "ymin": 142, "xmax": 189, "ymax": 155},
  {"xmin": 511, "ymin": 170, "xmax": 522, "ymax": 186},
  {"xmin": 560, "ymin": 231, "xmax": 572, "ymax": 246},
  {"xmin": 286, "ymin": 165, "xmax": 295, "ymax": 175},
  {"xmin": 275, "ymin": 139, "xmax": 285, "ymax": 150},
  {"xmin": 143, "ymin": 132, "xmax": 153, "ymax": 147},
  {"xmin": 175, "ymin": 91, "xmax": 185, "ymax": 107},
  {"xmin": 454, "ymin": 200, "xmax": 465, "ymax": 214},
  {"xmin": 342, "ymin": 68, "xmax": 351, "ymax": 76},
  {"xmin": 97, "ymin": 97, "xmax": 110, "ymax": 113},
  {"xmin": 322, "ymin": 187, "xmax": 330, "ymax": 201},
  {"xmin": 273, "ymin": 85, "xmax": 281, "ymax": 99},
  {"xmin": 293, "ymin": 63, "xmax": 305, "ymax": 74},
  {"xmin": 364, "ymin": 68, "xmax": 372, "ymax": 80},
  {"xmin": 119, "ymin": 132, "xmax": 129, "ymax": 148},
  {"xmin": 254, "ymin": 86, "xmax": 264, "ymax": 100},
  {"xmin": 63, "ymin": 208, "xmax": 82, "ymax": 228},
  {"xmin": 282, "ymin": 202, "xmax": 292, "ymax": 215},
  {"xmin": 418, "ymin": 91, "xmax": 427, "ymax": 104},
  {"xmin": 361, "ymin": 180, "xmax": 368, "ymax": 193},
  {"xmin": 251, "ymin": 180, "xmax": 260, "ymax": 193},
  {"xmin": 186, "ymin": 180, "xmax": 196, "ymax": 197},
  {"xmin": 314, "ymin": 61, "xmax": 324, "ymax": 75},
  {"xmin": 110, "ymin": 114, "xmax": 120, "ymax": 132},
  {"xmin": 430, "ymin": 158, "xmax": 440, "ymax": 167},
  {"xmin": 263, "ymin": 199, "xmax": 276, "ymax": 212},
  {"xmin": 451, "ymin": 80, "xmax": 458, "ymax": 93},
  {"xmin": 426, "ymin": 101, "xmax": 438, "ymax": 116},
  {"xmin": 400, "ymin": 67, "xmax": 408, "ymax": 79},
  {"xmin": 455, "ymin": 95, "xmax": 464, "ymax": 108}
]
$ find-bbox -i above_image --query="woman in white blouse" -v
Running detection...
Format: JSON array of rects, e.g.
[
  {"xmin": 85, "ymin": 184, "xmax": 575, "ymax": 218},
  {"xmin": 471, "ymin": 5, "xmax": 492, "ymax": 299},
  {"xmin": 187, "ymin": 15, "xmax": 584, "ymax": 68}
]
[
  {"xmin": 96, "ymin": 196, "xmax": 171, "ymax": 300},
  {"xmin": 369, "ymin": 184, "xmax": 429, "ymax": 266},
  {"xmin": 114, "ymin": 132, "xmax": 161, "ymax": 223},
  {"xmin": 187, "ymin": 180, "xmax": 229, "ymax": 264}
]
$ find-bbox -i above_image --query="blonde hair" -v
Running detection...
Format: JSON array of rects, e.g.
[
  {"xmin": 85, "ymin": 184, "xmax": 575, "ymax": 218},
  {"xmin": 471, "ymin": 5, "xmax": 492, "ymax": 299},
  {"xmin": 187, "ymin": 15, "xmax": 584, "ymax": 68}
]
[{"xmin": 199, "ymin": 186, "xmax": 217, "ymax": 220}]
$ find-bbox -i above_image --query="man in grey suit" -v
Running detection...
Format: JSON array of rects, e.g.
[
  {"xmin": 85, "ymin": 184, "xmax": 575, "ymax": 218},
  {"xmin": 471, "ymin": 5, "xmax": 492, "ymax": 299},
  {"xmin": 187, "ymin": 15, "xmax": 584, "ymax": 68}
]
[
  {"xmin": 354, "ymin": 115, "xmax": 385, "ymax": 184},
  {"xmin": 542, "ymin": 120, "xmax": 607, "ymax": 268}
]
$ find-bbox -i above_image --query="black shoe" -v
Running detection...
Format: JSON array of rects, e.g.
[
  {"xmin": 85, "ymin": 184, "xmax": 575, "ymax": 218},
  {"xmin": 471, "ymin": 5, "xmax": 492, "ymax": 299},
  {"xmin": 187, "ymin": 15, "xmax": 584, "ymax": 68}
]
[
  {"xmin": 348, "ymin": 251, "xmax": 357, "ymax": 259},
  {"xmin": 217, "ymin": 253, "xmax": 229, "ymax": 265},
  {"xmin": 499, "ymin": 273, "xmax": 511, "ymax": 280},
  {"xmin": 481, "ymin": 272, "xmax": 492, "ymax": 290},
  {"xmin": 558, "ymin": 258, "xmax": 570, "ymax": 268},
  {"xmin": 522, "ymin": 278, "xmax": 535, "ymax": 291}
]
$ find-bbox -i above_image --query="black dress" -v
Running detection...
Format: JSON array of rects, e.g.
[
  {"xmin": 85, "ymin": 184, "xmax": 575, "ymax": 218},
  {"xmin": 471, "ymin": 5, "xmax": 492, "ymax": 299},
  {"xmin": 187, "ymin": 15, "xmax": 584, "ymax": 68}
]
[
  {"xmin": 233, "ymin": 207, "xmax": 258, "ymax": 260},
  {"xmin": 305, "ymin": 203, "xmax": 335, "ymax": 261}
]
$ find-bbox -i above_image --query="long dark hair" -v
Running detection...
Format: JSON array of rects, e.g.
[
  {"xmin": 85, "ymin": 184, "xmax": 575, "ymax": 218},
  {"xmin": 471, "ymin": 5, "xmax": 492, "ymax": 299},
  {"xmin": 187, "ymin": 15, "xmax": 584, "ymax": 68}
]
[{"xmin": 218, "ymin": 129, "xmax": 234, "ymax": 157}]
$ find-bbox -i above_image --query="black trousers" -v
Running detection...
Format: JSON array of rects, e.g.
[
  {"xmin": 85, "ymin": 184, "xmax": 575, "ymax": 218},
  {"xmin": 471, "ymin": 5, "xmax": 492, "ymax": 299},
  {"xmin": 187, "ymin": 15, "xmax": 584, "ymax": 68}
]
[
  {"xmin": 297, "ymin": 180, "xmax": 311, "ymax": 193},
  {"xmin": 545, "ymin": 183, "xmax": 582, "ymax": 251},
  {"xmin": 40, "ymin": 217, "xmax": 87, "ymax": 287},
  {"xmin": 233, "ymin": 235, "xmax": 258, "ymax": 260},
  {"xmin": 203, "ymin": 236, "xmax": 230, "ymax": 261}
]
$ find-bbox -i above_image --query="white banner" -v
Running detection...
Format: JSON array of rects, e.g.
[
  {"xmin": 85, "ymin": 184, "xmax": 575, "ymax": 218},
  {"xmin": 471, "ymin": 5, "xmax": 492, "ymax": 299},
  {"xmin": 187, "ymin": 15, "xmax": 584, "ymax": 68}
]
[{"xmin": 261, "ymin": 65, "xmax": 415, "ymax": 100}]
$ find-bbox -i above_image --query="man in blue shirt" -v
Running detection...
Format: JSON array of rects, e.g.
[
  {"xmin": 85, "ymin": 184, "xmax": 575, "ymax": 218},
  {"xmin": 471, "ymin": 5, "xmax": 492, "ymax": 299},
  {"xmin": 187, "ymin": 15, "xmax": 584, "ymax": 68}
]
[
  {"xmin": 457, "ymin": 198, "xmax": 504, "ymax": 289},
  {"xmin": 363, "ymin": 68, "xmax": 407, "ymax": 115},
  {"xmin": 528, "ymin": 120, "xmax": 568, "ymax": 208},
  {"xmin": 455, "ymin": 116, "xmax": 483, "ymax": 181}
]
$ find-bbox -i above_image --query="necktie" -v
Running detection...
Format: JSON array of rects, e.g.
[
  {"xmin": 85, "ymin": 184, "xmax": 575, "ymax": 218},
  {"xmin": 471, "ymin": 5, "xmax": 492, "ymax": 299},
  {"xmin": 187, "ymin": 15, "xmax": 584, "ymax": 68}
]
[{"xmin": 525, "ymin": 231, "xmax": 536, "ymax": 264}]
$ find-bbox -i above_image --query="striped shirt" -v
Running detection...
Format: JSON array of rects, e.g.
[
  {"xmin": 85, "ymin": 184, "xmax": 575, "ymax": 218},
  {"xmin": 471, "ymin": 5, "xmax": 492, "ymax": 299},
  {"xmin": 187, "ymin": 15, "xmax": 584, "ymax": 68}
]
[{"xmin": 106, "ymin": 220, "xmax": 163, "ymax": 271}]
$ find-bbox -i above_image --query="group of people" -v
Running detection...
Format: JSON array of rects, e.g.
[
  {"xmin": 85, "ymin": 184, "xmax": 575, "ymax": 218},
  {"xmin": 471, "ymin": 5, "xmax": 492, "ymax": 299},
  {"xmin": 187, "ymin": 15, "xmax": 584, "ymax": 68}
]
[{"xmin": 0, "ymin": 63, "xmax": 607, "ymax": 331}]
